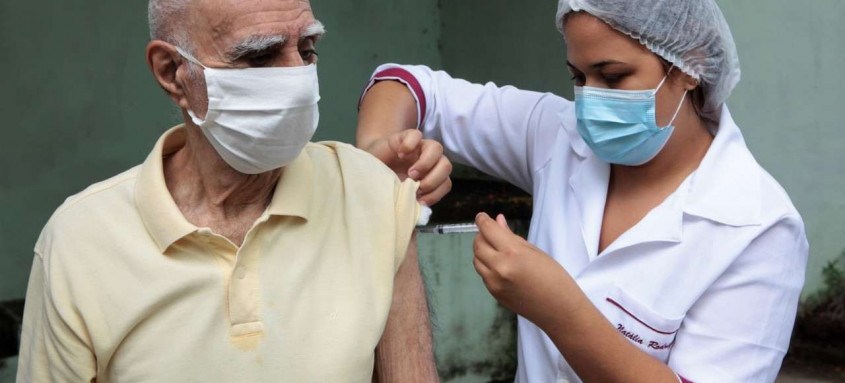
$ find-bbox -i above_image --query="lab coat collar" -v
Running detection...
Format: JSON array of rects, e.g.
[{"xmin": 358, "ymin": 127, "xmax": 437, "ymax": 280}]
[
  {"xmin": 565, "ymin": 105, "xmax": 761, "ymax": 261},
  {"xmin": 569, "ymin": 153, "xmax": 687, "ymax": 261},
  {"xmin": 682, "ymin": 106, "xmax": 762, "ymax": 227},
  {"xmin": 565, "ymin": 105, "xmax": 762, "ymax": 228}
]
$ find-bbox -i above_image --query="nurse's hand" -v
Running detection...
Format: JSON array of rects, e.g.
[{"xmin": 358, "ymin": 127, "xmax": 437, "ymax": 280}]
[
  {"xmin": 363, "ymin": 129, "xmax": 453, "ymax": 206},
  {"xmin": 473, "ymin": 213, "xmax": 570, "ymax": 328}
]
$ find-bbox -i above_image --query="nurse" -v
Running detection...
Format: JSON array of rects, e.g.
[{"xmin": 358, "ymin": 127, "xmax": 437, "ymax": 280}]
[{"xmin": 357, "ymin": 0, "xmax": 808, "ymax": 382}]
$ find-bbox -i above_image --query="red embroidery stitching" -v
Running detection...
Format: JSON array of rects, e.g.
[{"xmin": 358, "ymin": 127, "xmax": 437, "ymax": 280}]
[{"xmin": 606, "ymin": 298, "xmax": 678, "ymax": 335}]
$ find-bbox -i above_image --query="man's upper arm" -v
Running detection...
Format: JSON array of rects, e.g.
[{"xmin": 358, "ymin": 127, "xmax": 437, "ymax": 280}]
[
  {"xmin": 372, "ymin": 175, "xmax": 438, "ymax": 381},
  {"xmin": 374, "ymin": 233, "xmax": 439, "ymax": 382},
  {"xmin": 18, "ymin": 252, "xmax": 97, "ymax": 382}
]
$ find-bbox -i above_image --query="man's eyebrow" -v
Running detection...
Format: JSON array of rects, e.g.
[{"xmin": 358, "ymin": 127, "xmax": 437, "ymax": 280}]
[
  {"xmin": 303, "ymin": 20, "xmax": 326, "ymax": 39},
  {"xmin": 226, "ymin": 35, "xmax": 287, "ymax": 61},
  {"xmin": 224, "ymin": 21, "xmax": 326, "ymax": 62}
]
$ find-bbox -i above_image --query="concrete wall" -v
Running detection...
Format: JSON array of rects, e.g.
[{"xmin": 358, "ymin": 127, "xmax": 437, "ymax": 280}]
[
  {"xmin": 440, "ymin": 0, "xmax": 572, "ymax": 97},
  {"xmin": 716, "ymin": 0, "xmax": 845, "ymax": 295},
  {"xmin": 419, "ymin": 232, "xmax": 518, "ymax": 382},
  {"xmin": 438, "ymin": 0, "xmax": 845, "ymax": 297},
  {"xmin": 1, "ymin": 0, "xmax": 843, "ymax": 380},
  {"xmin": 0, "ymin": 0, "xmax": 442, "ymax": 302},
  {"xmin": 6, "ymin": 0, "xmax": 838, "ymax": 309}
]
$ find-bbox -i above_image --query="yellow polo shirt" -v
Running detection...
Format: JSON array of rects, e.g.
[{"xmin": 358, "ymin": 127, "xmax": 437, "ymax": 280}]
[{"xmin": 17, "ymin": 127, "xmax": 421, "ymax": 382}]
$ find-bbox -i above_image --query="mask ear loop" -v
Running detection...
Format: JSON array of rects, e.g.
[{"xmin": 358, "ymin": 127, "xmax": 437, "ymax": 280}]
[
  {"xmin": 653, "ymin": 67, "xmax": 672, "ymax": 95},
  {"xmin": 654, "ymin": 66, "xmax": 688, "ymax": 128},
  {"xmin": 666, "ymin": 90, "xmax": 688, "ymax": 127},
  {"xmin": 175, "ymin": 46, "xmax": 208, "ymax": 69},
  {"xmin": 173, "ymin": 46, "xmax": 210, "ymax": 126}
]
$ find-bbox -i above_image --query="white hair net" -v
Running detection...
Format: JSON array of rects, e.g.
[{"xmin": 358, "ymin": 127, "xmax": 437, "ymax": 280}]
[{"xmin": 556, "ymin": 0, "xmax": 741, "ymax": 114}]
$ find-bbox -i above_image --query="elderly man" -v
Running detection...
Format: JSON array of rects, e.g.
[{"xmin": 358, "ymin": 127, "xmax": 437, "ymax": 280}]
[{"xmin": 16, "ymin": 0, "xmax": 447, "ymax": 381}]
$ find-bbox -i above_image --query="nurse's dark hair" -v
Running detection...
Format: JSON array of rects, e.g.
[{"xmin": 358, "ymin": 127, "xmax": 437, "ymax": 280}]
[{"xmin": 659, "ymin": 58, "xmax": 707, "ymax": 119}]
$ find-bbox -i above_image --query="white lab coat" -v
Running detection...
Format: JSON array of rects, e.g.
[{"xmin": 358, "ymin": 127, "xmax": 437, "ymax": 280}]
[{"xmin": 365, "ymin": 64, "xmax": 809, "ymax": 383}]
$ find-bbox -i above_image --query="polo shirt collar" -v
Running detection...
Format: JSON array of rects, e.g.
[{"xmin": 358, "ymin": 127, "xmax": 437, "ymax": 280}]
[
  {"xmin": 135, "ymin": 126, "xmax": 197, "ymax": 253},
  {"xmin": 135, "ymin": 126, "xmax": 315, "ymax": 253},
  {"xmin": 264, "ymin": 145, "xmax": 313, "ymax": 220}
]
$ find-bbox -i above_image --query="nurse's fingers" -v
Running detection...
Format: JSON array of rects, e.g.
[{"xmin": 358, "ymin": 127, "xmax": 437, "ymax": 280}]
[
  {"xmin": 417, "ymin": 176, "xmax": 452, "ymax": 207},
  {"xmin": 476, "ymin": 213, "xmax": 514, "ymax": 251},
  {"xmin": 416, "ymin": 155, "xmax": 452, "ymax": 192},
  {"xmin": 408, "ymin": 139, "xmax": 446, "ymax": 180},
  {"xmin": 472, "ymin": 254, "xmax": 492, "ymax": 280},
  {"xmin": 388, "ymin": 129, "xmax": 423, "ymax": 159},
  {"xmin": 473, "ymin": 231, "xmax": 500, "ymax": 267},
  {"xmin": 415, "ymin": 152, "xmax": 451, "ymax": 187},
  {"xmin": 361, "ymin": 136, "xmax": 395, "ymax": 165},
  {"xmin": 496, "ymin": 214, "xmax": 510, "ymax": 230}
]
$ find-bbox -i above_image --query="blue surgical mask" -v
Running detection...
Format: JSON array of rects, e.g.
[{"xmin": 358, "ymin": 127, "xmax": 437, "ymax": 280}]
[{"xmin": 574, "ymin": 74, "xmax": 687, "ymax": 166}]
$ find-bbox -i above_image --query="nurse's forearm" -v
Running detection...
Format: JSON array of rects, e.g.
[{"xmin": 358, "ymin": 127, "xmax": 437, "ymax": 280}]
[
  {"xmin": 356, "ymin": 80, "xmax": 419, "ymax": 151},
  {"xmin": 538, "ymin": 278, "xmax": 679, "ymax": 383}
]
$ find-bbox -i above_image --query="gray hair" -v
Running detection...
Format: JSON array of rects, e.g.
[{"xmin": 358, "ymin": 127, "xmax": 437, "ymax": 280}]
[
  {"xmin": 148, "ymin": 0, "xmax": 192, "ymax": 51},
  {"xmin": 148, "ymin": 0, "xmax": 207, "ymax": 106},
  {"xmin": 149, "ymin": 0, "xmax": 203, "ymax": 83}
]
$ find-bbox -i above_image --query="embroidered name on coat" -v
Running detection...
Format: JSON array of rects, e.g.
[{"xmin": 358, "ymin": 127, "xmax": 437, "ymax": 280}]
[
  {"xmin": 616, "ymin": 324, "xmax": 675, "ymax": 351},
  {"xmin": 616, "ymin": 324, "xmax": 644, "ymax": 344}
]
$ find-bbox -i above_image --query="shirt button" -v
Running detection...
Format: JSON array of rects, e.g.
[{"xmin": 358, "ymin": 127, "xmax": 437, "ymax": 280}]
[
  {"xmin": 236, "ymin": 266, "xmax": 247, "ymax": 280},
  {"xmin": 197, "ymin": 229, "xmax": 213, "ymax": 243}
]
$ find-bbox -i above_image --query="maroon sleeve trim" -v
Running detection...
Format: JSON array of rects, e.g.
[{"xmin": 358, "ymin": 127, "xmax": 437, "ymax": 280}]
[
  {"xmin": 606, "ymin": 298, "xmax": 678, "ymax": 335},
  {"xmin": 358, "ymin": 68, "xmax": 427, "ymax": 128},
  {"xmin": 678, "ymin": 375, "xmax": 694, "ymax": 383}
]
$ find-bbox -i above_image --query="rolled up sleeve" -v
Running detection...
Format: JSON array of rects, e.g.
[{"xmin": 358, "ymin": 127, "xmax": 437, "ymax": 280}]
[{"xmin": 363, "ymin": 63, "xmax": 572, "ymax": 193}]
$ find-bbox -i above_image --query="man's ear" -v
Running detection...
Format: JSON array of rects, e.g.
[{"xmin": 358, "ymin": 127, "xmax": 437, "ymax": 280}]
[{"xmin": 146, "ymin": 40, "xmax": 190, "ymax": 109}]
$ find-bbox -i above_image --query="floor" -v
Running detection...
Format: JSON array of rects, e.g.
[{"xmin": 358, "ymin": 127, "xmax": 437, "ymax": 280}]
[{"xmin": 1, "ymin": 356, "xmax": 839, "ymax": 383}]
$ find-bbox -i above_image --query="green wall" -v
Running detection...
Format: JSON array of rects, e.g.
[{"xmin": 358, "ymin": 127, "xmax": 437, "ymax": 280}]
[
  {"xmin": 1, "ymin": 0, "xmax": 843, "ymax": 381},
  {"xmin": 0, "ymin": 2, "xmax": 170, "ymax": 301},
  {"xmin": 0, "ymin": 0, "xmax": 442, "ymax": 301},
  {"xmin": 419, "ymin": 232, "xmax": 518, "ymax": 382},
  {"xmin": 438, "ymin": 0, "xmax": 845, "ymax": 297},
  {"xmin": 717, "ymin": 0, "xmax": 845, "ymax": 295},
  {"xmin": 440, "ymin": 0, "xmax": 572, "ymax": 96}
]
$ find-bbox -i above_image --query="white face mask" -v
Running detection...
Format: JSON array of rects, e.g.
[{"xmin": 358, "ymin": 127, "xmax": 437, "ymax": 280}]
[{"xmin": 176, "ymin": 47, "xmax": 320, "ymax": 174}]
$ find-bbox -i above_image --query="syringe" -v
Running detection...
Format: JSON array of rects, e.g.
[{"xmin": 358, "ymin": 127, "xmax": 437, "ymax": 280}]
[{"xmin": 417, "ymin": 223, "xmax": 479, "ymax": 234}]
